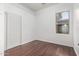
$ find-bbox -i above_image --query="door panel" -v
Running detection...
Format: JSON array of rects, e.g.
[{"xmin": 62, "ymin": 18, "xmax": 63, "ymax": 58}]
[{"xmin": 6, "ymin": 12, "xmax": 22, "ymax": 50}]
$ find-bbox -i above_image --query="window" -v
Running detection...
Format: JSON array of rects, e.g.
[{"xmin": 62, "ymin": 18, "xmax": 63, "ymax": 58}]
[{"xmin": 56, "ymin": 11, "xmax": 70, "ymax": 34}]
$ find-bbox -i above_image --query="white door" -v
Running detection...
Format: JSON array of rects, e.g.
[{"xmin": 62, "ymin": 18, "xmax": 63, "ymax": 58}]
[{"xmin": 6, "ymin": 12, "xmax": 22, "ymax": 50}]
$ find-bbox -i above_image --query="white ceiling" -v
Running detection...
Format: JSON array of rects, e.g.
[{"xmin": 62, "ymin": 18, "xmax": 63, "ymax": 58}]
[{"xmin": 20, "ymin": 3, "xmax": 57, "ymax": 11}]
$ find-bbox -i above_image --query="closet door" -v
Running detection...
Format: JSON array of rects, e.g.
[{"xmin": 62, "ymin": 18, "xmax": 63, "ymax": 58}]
[{"xmin": 6, "ymin": 12, "xmax": 22, "ymax": 50}]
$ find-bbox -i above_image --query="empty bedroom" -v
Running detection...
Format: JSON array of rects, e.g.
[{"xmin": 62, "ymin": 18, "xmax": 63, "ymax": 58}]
[{"xmin": 0, "ymin": 3, "xmax": 79, "ymax": 56}]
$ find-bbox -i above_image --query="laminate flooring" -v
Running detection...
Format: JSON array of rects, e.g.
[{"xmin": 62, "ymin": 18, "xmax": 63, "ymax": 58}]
[{"xmin": 4, "ymin": 40, "xmax": 76, "ymax": 56}]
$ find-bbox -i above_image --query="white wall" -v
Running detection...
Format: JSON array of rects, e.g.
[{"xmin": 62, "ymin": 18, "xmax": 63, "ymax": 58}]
[
  {"xmin": 4, "ymin": 3, "xmax": 35, "ymax": 49},
  {"xmin": 36, "ymin": 4, "xmax": 73, "ymax": 47},
  {"xmin": 73, "ymin": 4, "xmax": 79, "ymax": 56},
  {"xmin": 0, "ymin": 4, "xmax": 5, "ymax": 56},
  {"xmin": 0, "ymin": 12, "xmax": 5, "ymax": 56}
]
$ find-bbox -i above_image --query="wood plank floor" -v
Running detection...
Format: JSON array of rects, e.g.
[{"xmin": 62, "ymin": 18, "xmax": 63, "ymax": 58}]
[{"xmin": 4, "ymin": 40, "xmax": 76, "ymax": 56}]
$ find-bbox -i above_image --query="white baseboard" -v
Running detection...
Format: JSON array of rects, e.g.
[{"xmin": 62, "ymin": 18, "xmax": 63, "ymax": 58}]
[
  {"xmin": 0, "ymin": 51, "xmax": 4, "ymax": 56},
  {"xmin": 73, "ymin": 47, "xmax": 79, "ymax": 56},
  {"xmin": 37, "ymin": 39, "xmax": 73, "ymax": 47}
]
